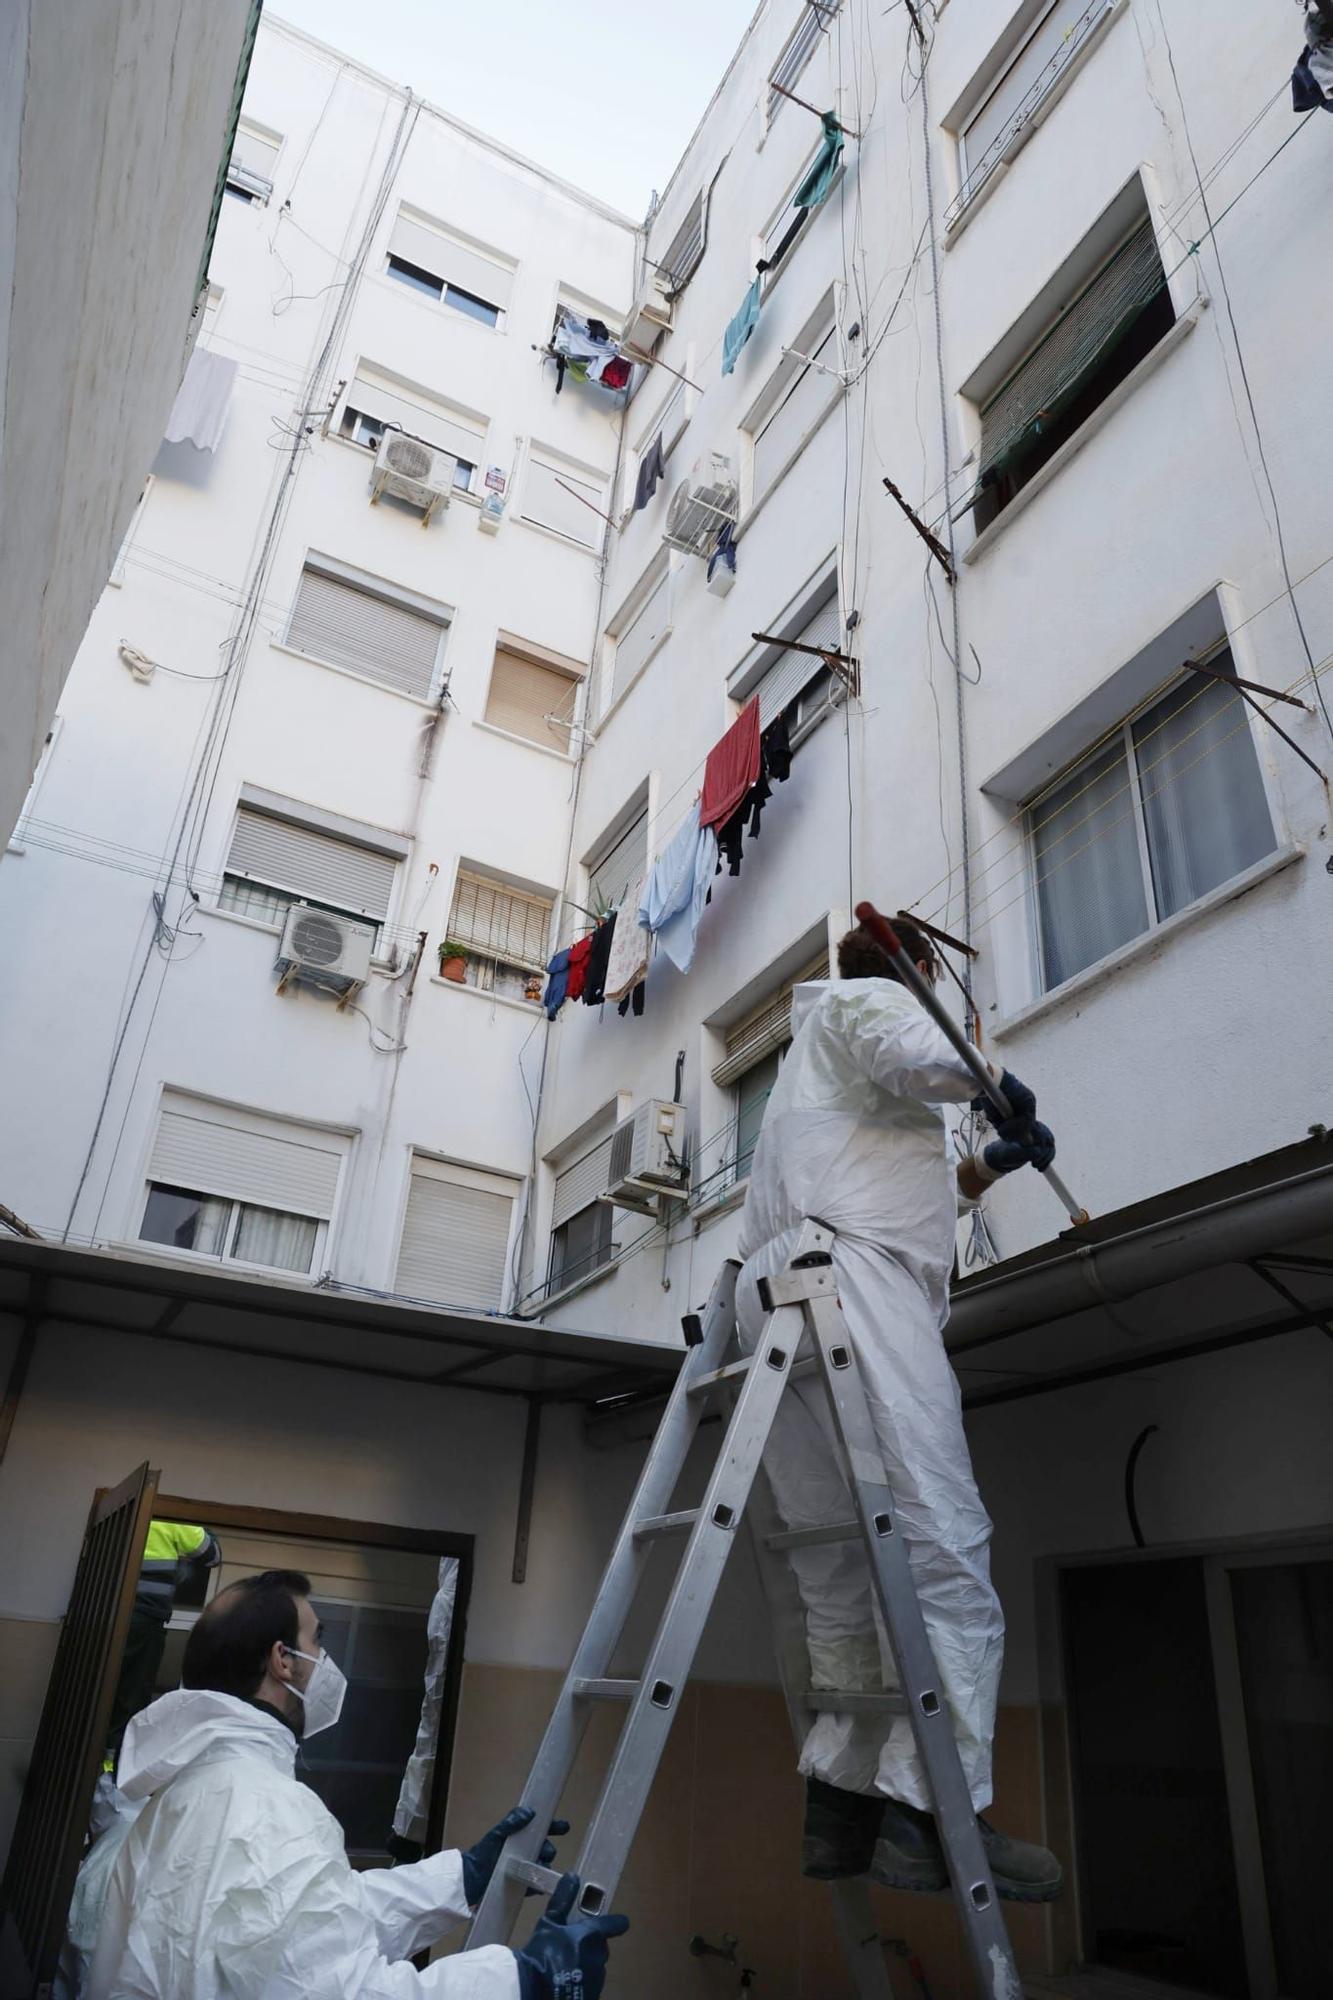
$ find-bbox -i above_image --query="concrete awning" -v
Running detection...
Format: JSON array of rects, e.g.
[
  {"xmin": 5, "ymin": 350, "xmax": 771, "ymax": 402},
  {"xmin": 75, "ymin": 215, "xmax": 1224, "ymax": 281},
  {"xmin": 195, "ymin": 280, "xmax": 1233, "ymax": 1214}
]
[
  {"xmin": 0, "ymin": 1237, "xmax": 680, "ymax": 1407},
  {"xmin": 949, "ymin": 1132, "xmax": 1333, "ymax": 1408}
]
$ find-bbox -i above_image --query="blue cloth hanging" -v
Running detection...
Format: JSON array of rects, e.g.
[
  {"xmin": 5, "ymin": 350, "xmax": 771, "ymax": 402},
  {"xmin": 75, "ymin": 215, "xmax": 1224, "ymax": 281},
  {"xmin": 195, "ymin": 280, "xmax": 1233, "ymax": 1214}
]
[
  {"xmin": 795, "ymin": 113, "xmax": 845, "ymax": 211},
  {"xmin": 722, "ymin": 277, "xmax": 762, "ymax": 377}
]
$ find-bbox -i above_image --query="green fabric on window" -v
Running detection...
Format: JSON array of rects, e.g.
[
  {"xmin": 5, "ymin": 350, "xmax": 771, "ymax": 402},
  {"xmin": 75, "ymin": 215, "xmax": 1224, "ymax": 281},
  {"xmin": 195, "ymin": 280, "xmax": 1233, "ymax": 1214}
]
[{"xmin": 795, "ymin": 113, "xmax": 845, "ymax": 211}]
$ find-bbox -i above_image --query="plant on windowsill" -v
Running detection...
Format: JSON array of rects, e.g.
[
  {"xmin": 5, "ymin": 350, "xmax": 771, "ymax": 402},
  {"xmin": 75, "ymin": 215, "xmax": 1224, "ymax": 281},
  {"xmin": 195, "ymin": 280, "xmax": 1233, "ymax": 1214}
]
[
  {"xmin": 523, "ymin": 971, "xmax": 544, "ymax": 1003},
  {"xmin": 438, "ymin": 939, "xmax": 470, "ymax": 983}
]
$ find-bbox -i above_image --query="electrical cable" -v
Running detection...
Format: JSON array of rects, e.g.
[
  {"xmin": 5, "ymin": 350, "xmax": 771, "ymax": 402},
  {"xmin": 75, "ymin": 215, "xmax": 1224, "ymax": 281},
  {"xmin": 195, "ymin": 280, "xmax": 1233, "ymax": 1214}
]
[{"xmin": 1124, "ymin": 1423, "xmax": 1158, "ymax": 1548}]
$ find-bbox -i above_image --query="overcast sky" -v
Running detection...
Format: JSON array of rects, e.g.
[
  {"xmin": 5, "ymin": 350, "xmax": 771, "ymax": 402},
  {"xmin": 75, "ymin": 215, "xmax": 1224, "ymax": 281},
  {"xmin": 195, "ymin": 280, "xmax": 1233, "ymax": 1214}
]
[{"xmin": 271, "ymin": 0, "xmax": 759, "ymax": 217}]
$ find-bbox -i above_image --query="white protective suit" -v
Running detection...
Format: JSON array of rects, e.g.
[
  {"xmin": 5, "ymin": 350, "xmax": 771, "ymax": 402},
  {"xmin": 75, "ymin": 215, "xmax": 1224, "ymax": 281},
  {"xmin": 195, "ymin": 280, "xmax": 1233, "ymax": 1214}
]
[
  {"xmin": 735, "ymin": 977, "xmax": 1004, "ymax": 1813},
  {"xmin": 82, "ymin": 1688, "xmax": 518, "ymax": 2000}
]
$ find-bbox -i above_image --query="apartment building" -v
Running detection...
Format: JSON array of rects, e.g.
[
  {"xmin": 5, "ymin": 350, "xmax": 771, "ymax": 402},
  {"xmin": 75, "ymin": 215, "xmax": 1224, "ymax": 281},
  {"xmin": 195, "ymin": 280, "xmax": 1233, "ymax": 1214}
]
[{"xmin": 2, "ymin": 4, "xmax": 1332, "ymax": 1996}]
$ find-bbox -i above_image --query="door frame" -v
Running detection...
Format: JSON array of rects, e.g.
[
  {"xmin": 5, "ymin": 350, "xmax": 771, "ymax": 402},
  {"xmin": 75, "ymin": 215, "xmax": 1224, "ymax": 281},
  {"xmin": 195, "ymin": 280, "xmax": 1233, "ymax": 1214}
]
[
  {"xmin": 1035, "ymin": 1524, "xmax": 1333, "ymax": 1997},
  {"xmin": 157, "ymin": 1493, "xmax": 474, "ymax": 1862}
]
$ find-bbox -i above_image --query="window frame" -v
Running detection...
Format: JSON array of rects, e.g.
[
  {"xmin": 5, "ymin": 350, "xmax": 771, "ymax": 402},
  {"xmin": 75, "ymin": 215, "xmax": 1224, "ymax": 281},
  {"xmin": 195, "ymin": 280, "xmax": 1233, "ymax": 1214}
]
[
  {"xmin": 520, "ymin": 445, "xmax": 610, "ymax": 552},
  {"xmin": 1024, "ymin": 647, "xmax": 1276, "ymax": 996},
  {"xmin": 282, "ymin": 551, "xmax": 453, "ymax": 703},
  {"xmin": 766, "ymin": 2, "xmax": 841, "ymax": 129},
  {"xmin": 382, "ymin": 210, "xmax": 515, "ymax": 332},
  {"xmin": 584, "ymin": 792, "xmax": 650, "ymax": 922},
  {"xmin": 385, "ymin": 254, "xmax": 503, "ymax": 329},
  {"xmin": 138, "ymin": 1181, "xmax": 327, "ymax": 1278},
  {"xmin": 480, "ymin": 637, "xmax": 583, "ymax": 757},
  {"xmin": 604, "ymin": 554, "xmax": 672, "ymax": 713},
  {"xmin": 744, "ymin": 295, "xmax": 843, "ymax": 512},
  {"xmin": 393, "ymin": 1153, "xmax": 521, "ymax": 1313},
  {"xmin": 225, "ymin": 117, "xmax": 281, "ymax": 205},
  {"xmin": 217, "ymin": 786, "xmax": 409, "ymax": 956},
  {"xmin": 444, "ymin": 866, "xmax": 555, "ymax": 1001}
]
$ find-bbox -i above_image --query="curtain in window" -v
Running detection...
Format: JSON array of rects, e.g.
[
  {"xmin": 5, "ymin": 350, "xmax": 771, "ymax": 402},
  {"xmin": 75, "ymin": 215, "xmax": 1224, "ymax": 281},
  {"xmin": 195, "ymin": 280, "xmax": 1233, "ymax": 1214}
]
[
  {"xmin": 1033, "ymin": 736, "xmax": 1147, "ymax": 988},
  {"xmin": 231, "ymin": 1204, "xmax": 318, "ymax": 1273},
  {"xmin": 1134, "ymin": 671, "xmax": 1273, "ymax": 921}
]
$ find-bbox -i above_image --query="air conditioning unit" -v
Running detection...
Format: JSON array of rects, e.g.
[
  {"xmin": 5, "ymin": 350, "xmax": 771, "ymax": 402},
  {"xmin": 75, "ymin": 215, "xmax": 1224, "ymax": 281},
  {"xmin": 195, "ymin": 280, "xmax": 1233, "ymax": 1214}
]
[
  {"xmin": 370, "ymin": 430, "xmax": 456, "ymax": 525},
  {"xmin": 624, "ymin": 269, "xmax": 675, "ymax": 351},
  {"xmin": 663, "ymin": 452, "xmax": 738, "ymax": 558},
  {"xmin": 275, "ymin": 903, "xmax": 375, "ymax": 1000},
  {"xmin": 600, "ymin": 1100, "xmax": 689, "ymax": 1214}
]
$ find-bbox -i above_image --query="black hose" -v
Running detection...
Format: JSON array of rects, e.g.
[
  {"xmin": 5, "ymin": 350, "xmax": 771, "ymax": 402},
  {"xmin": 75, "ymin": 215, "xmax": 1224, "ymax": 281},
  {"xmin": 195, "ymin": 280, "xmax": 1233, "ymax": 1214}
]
[{"xmin": 1124, "ymin": 1424, "xmax": 1159, "ymax": 1548}]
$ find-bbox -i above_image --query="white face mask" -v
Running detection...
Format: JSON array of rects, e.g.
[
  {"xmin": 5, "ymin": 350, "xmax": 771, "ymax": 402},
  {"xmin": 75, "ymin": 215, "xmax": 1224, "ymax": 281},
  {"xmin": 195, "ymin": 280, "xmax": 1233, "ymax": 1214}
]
[{"xmin": 282, "ymin": 1646, "xmax": 347, "ymax": 1737}]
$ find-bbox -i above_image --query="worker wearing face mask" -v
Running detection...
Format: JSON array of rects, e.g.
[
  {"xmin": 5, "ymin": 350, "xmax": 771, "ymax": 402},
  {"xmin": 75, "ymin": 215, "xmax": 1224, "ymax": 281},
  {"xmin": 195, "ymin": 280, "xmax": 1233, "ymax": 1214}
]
[
  {"xmin": 735, "ymin": 917, "xmax": 1062, "ymax": 1903},
  {"xmin": 80, "ymin": 1569, "xmax": 627, "ymax": 1999}
]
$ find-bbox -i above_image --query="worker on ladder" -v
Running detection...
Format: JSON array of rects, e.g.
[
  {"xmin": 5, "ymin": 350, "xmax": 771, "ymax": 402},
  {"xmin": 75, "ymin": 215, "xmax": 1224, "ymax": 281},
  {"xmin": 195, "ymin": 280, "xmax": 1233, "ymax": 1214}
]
[{"xmin": 735, "ymin": 915, "xmax": 1063, "ymax": 1902}]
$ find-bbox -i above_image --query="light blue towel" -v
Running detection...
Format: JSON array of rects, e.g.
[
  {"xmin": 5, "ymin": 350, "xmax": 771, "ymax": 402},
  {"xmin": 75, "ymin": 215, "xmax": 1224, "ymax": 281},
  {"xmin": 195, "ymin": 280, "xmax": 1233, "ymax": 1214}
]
[
  {"xmin": 639, "ymin": 804, "xmax": 719, "ymax": 973},
  {"xmin": 722, "ymin": 276, "xmax": 762, "ymax": 377}
]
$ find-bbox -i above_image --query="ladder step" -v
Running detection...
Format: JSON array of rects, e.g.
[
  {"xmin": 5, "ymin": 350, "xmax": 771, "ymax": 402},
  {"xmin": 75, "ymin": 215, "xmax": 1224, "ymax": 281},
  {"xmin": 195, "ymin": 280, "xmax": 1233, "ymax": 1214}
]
[
  {"xmin": 571, "ymin": 1677, "xmax": 639, "ymax": 1700},
  {"xmin": 505, "ymin": 1857, "xmax": 563, "ymax": 1895},
  {"xmin": 803, "ymin": 1689, "xmax": 908, "ymax": 1716},
  {"xmin": 766, "ymin": 1520, "xmax": 859, "ymax": 1551},
  {"xmin": 633, "ymin": 1509, "xmax": 698, "ymax": 1541},
  {"xmin": 686, "ymin": 1357, "xmax": 752, "ymax": 1397}
]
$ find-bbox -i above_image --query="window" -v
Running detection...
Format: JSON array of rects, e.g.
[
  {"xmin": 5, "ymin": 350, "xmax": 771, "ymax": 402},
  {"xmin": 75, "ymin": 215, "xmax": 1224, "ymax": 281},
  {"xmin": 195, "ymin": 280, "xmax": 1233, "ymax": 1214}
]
[
  {"xmin": 483, "ymin": 640, "xmax": 581, "ymax": 753},
  {"xmin": 1028, "ymin": 649, "xmax": 1274, "ymax": 991},
  {"xmin": 394, "ymin": 1157, "xmax": 517, "ymax": 1310},
  {"xmin": 607, "ymin": 559, "xmax": 671, "ymax": 707},
  {"xmin": 285, "ymin": 555, "xmax": 451, "ymax": 700},
  {"xmin": 712, "ymin": 952, "xmax": 829, "ymax": 1182},
  {"xmin": 623, "ymin": 378, "xmax": 689, "ymax": 518},
  {"xmin": 521, "ymin": 449, "xmax": 608, "ymax": 550},
  {"xmin": 759, "ymin": 142, "xmax": 844, "ymax": 294},
  {"xmin": 338, "ymin": 368, "xmax": 485, "ymax": 495},
  {"xmin": 138, "ymin": 1094, "xmax": 344, "ymax": 1276},
  {"xmin": 587, "ymin": 801, "xmax": 649, "ymax": 916},
  {"xmin": 657, "ymin": 192, "xmax": 706, "ymax": 296},
  {"xmin": 768, "ymin": 3, "xmax": 840, "ymax": 124},
  {"xmin": 219, "ymin": 788, "xmax": 406, "ymax": 945},
  {"xmin": 736, "ymin": 576, "xmax": 841, "ymax": 743},
  {"xmin": 385, "ymin": 208, "xmax": 514, "ymax": 328},
  {"xmin": 225, "ymin": 119, "xmax": 280, "ymax": 203},
  {"xmin": 954, "ymin": 0, "xmax": 1115, "ymax": 220},
  {"xmin": 445, "ymin": 869, "xmax": 553, "ymax": 999},
  {"xmin": 548, "ymin": 1131, "xmax": 617, "ymax": 1292},
  {"xmin": 749, "ymin": 302, "xmax": 842, "ymax": 506},
  {"xmin": 972, "ymin": 205, "xmax": 1175, "ymax": 531}
]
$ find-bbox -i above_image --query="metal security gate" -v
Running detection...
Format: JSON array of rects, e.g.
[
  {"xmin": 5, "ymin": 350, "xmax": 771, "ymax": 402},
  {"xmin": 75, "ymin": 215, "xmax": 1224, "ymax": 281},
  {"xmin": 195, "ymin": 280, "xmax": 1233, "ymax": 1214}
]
[{"xmin": 0, "ymin": 1464, "xmax": 158, "ymax": 2000}]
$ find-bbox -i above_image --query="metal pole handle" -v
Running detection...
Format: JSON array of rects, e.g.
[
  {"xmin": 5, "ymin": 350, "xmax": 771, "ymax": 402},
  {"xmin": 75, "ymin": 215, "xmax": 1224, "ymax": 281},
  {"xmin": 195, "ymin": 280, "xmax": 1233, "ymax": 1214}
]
[{"xmin": 854, "ymin": 902, "xmax": 1090, "ymax": 1226}]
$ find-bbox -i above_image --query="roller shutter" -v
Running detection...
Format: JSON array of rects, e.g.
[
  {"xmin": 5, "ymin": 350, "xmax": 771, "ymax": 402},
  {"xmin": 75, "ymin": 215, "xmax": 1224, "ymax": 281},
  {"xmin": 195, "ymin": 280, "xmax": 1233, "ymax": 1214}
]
[
  {"xmin": 287, "ymin": 564, "xmax": 447, "ymax": 700},
  {"xmin": 226, "ymin": 805, "xmax": 397, "ymax": 921},
  {"xmin": 395, "ymin": 1163, "xmax": 515, "ymax": 1310},
  {"xmin": 150, "ymin": 1105, "xmax": 342, "ymax": 1217}
]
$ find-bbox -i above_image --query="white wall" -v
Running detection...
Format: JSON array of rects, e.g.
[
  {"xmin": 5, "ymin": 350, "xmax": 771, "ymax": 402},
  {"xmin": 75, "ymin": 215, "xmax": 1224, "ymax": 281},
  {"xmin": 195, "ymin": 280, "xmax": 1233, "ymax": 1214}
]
[{"xmin": 0, "ymin": 0, "xmax": 255, "ymax": 847}]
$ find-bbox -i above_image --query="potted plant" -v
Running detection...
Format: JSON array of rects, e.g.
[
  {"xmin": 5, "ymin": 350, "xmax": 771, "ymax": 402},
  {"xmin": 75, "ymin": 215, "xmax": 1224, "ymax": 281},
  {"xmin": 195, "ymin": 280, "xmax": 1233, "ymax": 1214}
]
[
  {"xmin": 524, "ymin": 971, "xmax": 544, "ymax": 1003},
  {"xmin": 438, "ymin": 938, "xmax": 469, "ymax": 983}
]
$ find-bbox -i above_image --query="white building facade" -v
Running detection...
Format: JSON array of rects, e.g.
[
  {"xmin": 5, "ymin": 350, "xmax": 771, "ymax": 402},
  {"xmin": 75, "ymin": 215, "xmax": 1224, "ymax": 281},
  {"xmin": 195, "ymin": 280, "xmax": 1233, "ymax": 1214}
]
[{"xmin": 2, "ymin": 5, "xmax": 1333, "ymax": 1995}]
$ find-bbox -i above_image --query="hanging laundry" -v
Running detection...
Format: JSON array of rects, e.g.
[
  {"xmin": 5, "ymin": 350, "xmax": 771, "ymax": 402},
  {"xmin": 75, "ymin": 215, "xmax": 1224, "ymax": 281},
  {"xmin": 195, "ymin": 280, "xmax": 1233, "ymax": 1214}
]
[
  {"xmin": 639, "ymin": 803, "xmax": 719, "ymax": 974},
  {"xmin": 617, "ymin": 982, "xmax": 645, "ymax": 1018},
  {"xmin": 566, "ymin": 932, "xmax": 594, "ymax": 1002},
  {"xmin": 1294, "ymin": 1, "xmax": 1333, "ymax": 108},
  {"xmin": 700, "ymin": 696, "xmax": 761, "ymax": 831},
  {"xmin": 582, "ymin": 913, "xmax": 617, "ymax": 1005},
  {"xmin": 542, "ymin": 947, "xmax": 572, "ymax": 1019},
  {"xmin": 715, "ymin": 713, "xmax": 794, "ymax": 876},
  {"xmin": 634, "ymin": 433, "xmax": 666, "ymax": 512},
  {"xmin": 794, "ymin": 112, "xmax": 846, "ymax": 211},
  {"xmin": 707, "ymin": 519, "xmax": 737, "ymax": 583},
  {"xmin": 552, "ymin": 312, "xmax": 631, "ymax": 394},
  {"xmin": 164, "ymin": 347, "xmax": 238, "ymax": 454},
  {"xmin": 722, "ymin": 277, "xmax": 762, "ymax": 377},
  {"xmin": 604, "ymin": 872, "xmax": 649, "ymax": 1003}
]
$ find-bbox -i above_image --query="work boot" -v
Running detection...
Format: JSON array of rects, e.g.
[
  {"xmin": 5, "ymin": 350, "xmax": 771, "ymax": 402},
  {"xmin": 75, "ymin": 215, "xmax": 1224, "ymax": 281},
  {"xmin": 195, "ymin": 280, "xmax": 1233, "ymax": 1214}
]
[
  {"xmin": 871, "ymin": 1802, "xmax": 1063, "ymax": 1902},
  {"xmin": 976, "ymin": 1816, "xmax": 1063, "ymax": 1902},
  {"xmin": 869, "ymin": 1799, "xmax": 949, "ymax": 1893},
  {"xmin": 801, "ymin": 1777, "xmax": 884, "ymax": 1880}
]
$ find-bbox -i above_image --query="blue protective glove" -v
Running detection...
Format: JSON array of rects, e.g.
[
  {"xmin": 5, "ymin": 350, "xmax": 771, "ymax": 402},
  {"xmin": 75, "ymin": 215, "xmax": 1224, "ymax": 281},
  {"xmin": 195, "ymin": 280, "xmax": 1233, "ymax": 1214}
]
[
  {"xmin": 514, "ymin": 1870, "xmax": 630, "ymax": 1999},
  {"xmin": 973, "ymin": 1067, "xmax": 1037, "ymax": 1136},
  {"xmin": 983, "ymin": 1120, "xmax": 1055, "ymax": 1176},
  {"xmin": 460, "ymin": 1807, "xmax": 570, "ymax": 1906}
]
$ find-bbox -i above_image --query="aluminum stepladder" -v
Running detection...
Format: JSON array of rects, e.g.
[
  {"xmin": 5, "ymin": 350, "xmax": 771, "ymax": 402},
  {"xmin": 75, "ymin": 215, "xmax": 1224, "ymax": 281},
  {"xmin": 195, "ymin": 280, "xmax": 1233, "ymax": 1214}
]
[{"xmin": 466, "ymin": 1220, "xmax": 1023, "ymax": 2000}]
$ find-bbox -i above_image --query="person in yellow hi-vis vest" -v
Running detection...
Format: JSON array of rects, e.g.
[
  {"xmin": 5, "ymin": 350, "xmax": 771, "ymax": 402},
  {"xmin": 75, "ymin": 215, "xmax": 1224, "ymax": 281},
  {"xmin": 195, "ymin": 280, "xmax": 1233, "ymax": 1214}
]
[{"xmin": 106, "ymin": 1520, "xmax": 220, "ymax": 1761}]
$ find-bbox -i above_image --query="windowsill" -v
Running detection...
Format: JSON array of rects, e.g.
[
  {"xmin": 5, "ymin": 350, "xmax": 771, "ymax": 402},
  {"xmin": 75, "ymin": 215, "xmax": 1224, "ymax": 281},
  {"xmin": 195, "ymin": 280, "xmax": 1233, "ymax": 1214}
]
[
  {"xmin": 199, "ymin": 903, "xmax": 396, "ymax": 974},
  {"xmin": 691, "ymin": 1178, "xmax": 749, "ymax": 1231},
  {"xmin": 990, "ymin": 841, "xmax": 1303, "ymax": 1041},
  {"xmin": 736, "ymin": 385, "xmax": 844, "ymax": 548},
  {"xmin": 267, "ymin": 640, "xmax": 445, "ymax": 712},
  {"xmin": 109, "ymin": 1237, "xmax": 317, "ymax": 1284},
  {"xmin": 430, "ymin": 974, "xmax": 544, "ymax": 1017},
  {"xmin": 328, "ymin": 430, "xmax": 486, "ymax": 507},
  {"xmin": 471, "ymin": 719, "xmax": 576, "ymax": 763},
  {"xmin": 514, "ymin": 512, "xmax": 603, "ymax": 558},
  {"xmin": 523, "ymin": 1257, "xmax": 620, "ymax": 1316},
  {"xmin": 593, "ymin": 624, "xmax": 674, "ymax": 733},
  {"xmin": 944, "ymin": 0, "xmax": 1128, "ymax": 249},
  {"xmin": 962, "ymin": 303, "xmax": 1204, "ymax": 566}
]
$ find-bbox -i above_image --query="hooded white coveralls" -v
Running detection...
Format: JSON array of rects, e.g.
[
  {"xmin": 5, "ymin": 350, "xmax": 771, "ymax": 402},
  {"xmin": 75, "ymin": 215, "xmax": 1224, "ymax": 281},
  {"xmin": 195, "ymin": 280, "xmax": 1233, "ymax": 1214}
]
[
  {"xmin": 735, "ymin": 978, "xmax": 1004, "ymax": 1813},
  {"xmin": 79, "ymin": 1688, "xmax": 518, "ymax": 1999}
]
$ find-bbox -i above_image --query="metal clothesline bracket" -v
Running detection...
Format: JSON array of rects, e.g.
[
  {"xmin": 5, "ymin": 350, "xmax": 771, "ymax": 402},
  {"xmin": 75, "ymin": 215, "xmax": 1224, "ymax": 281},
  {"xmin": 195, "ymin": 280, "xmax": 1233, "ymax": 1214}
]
[
  {"xmin": 883, "ymin": 475, "xmax": 955, "ymax": 585},
  {"xmin": 750, "ymin": 629, "xmax": 860, "ymax": 698},
  {"xmin": 779, "ymin": 343, "xmax": 853, "ymax": 388},
  {"xmin": 767, "ymin": 78, "xmax": 862, "ymax": 140},
  {"xmin": 1183, "ymin": 658, "xmax": 1327, "ymax": 785}
]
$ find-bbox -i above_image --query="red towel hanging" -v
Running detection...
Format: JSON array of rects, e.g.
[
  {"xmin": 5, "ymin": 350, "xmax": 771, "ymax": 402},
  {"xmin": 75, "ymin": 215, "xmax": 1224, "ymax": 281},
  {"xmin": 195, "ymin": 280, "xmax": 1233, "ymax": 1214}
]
[{"xmin": 700, "ymin": 696, "xmax": 761, "ymax": 832}]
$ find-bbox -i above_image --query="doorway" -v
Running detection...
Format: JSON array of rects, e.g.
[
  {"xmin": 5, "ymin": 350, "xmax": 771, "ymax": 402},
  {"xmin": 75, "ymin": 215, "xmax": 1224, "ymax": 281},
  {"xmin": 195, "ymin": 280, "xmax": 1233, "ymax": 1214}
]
[{"xmin": 1059, "ymin": 1547, "xmax": 1333, "ymax": 2000}]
